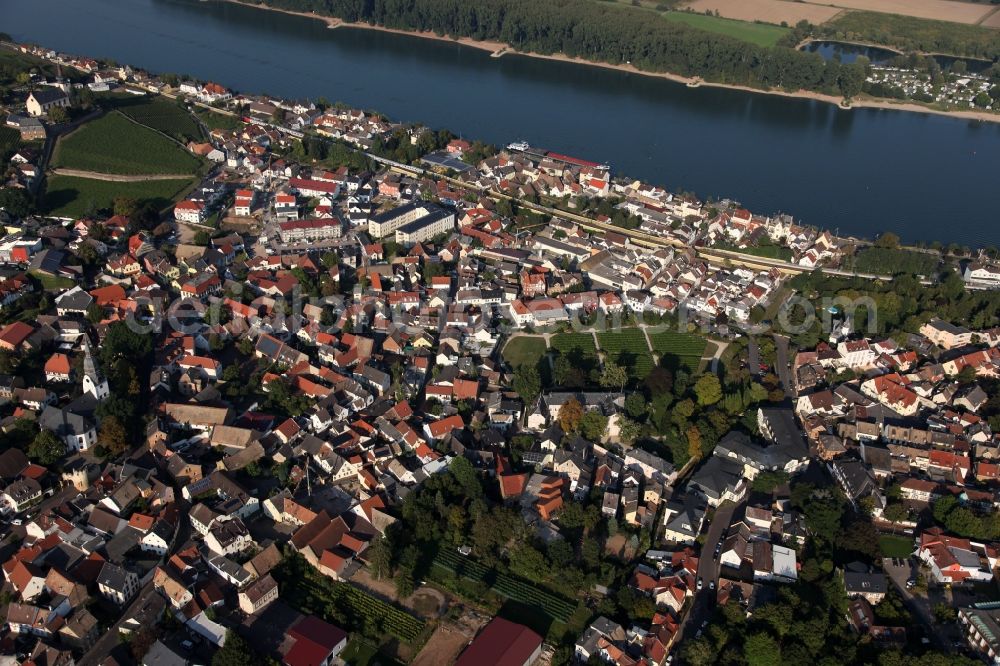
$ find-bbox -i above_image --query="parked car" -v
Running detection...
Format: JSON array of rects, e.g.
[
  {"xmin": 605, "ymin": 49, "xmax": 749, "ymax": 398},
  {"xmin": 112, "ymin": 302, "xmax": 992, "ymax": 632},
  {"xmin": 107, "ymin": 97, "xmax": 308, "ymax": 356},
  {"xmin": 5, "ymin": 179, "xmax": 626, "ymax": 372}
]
[{"xmin": 697, "ymin": 578, "xmax": 703, "ymax": 591}]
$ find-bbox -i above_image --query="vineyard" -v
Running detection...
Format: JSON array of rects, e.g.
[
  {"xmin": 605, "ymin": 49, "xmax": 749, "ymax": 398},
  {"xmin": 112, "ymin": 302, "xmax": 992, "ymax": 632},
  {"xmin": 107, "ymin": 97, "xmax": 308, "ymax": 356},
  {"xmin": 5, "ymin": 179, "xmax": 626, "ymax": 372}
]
[
  {"xmin": 550, "ymin": 332, "xmax": 598, "ymax": 359},
  {"xmin": 649, "ymin": 330, "xmax": 707, "ymax": 371},
  {"xmin": 0, "ymin": 126, "xmax": 19, "ymax": 163},
  {"xmin": 275, "ymin": 555, "xmax": 426, "ymax": 643},
  {"xmin": 433, "ymin": 549, "xmax": 576, "ymax": 623},
  {"xmin": 52, "ymin": 112, "xmax": 203, "ymax": 175},
  {"xmin": 114, "ymin": 96, "xmax": 203, "ymax": 142},
  {"xmin": 597, "ymin": 328, "xmax": 655, "ymax": 379}
]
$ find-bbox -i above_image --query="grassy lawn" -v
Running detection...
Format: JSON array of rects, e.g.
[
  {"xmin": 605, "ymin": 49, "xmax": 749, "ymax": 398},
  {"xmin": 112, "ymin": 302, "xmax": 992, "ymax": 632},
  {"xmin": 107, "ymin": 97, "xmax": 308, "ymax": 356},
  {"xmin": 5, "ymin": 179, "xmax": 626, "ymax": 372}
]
[
  {"xmin": 341, "ymin": 640, "xmax": 404, "ymax": 666},
  {"xmin": 662, "ymin": 11, "xmax": 789, "ymax": 47},
  {"xmin": 503, "ymin": 336, "xmax": 548, "ymax": 368},
  {"xmin": 879, "ymin": 534, "xmax": 915, "ymax": 558},
  {"xmin": 52, "ymin": 112, "xmax": 203, "ymax": 175},
  {"xmin": 43, "ymin": 175, "xmax": 193, "ymax": 218},
  {"xmin": 111, "ymin": 95, "xmax": 203, "ymax": 142},
  {"xmin": 649, "ymin": 330, "xmax": 707, "ymax": 372},
  {"xmin": 597, "ymin": 328, "xmax": 655, "ymax": 380},
  {"xmin": 29, "ymin": 271, "xmax": 76, "ymax": 291}
]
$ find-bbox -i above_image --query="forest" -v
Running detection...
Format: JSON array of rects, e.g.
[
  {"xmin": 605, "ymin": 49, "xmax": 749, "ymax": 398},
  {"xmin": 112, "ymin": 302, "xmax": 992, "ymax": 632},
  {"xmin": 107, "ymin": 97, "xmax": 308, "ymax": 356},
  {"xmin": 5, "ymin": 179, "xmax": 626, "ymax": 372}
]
[{"xmin": 255, "ymin": 0, "xmax": 868, "ymax": 98}]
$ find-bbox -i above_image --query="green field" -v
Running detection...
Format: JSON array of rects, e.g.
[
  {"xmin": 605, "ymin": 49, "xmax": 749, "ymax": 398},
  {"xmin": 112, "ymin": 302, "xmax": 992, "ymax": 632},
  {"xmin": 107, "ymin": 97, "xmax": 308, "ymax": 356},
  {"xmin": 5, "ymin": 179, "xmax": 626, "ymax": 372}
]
[
  {"xmin": 662, "ymin": 11, "xmax": 789, "ymax": 47},
  {"xmin": 503, "ymin": 336, "xmax": 548, "ymax": 368},
  {"xmin": 195, "ymin": 106, "xmax": 243, "ymax": 131},
  {"xmin": 716, "ymin": 241, "xmax": 793, "ymax": 261},
  {"xmin": 597, "ymin": 328, "xmax": 655, "ymax": 380},
  {"xmin": 112, "ymin": 96, "xmax": 203, "ymax": 142},
  {"xmin": 52, "ymin": 112, "xmax": 202, "ymax": 175},
  {"xmin": 550, "ymin": 332, "xmax": 598, "ymax": 359},
  {"xmin": 649, "ymin": 330, "xmax": 707, "ymax": 371},
  {"xmin": 879, "ymin": 534, "xmax": 915, "ymax": 558},
  {"xmin": 43, "ymin": 175, "xmax": 193, "ymax": 218},
  {"xmin": 851, "ymin": 247, "xmax": 940, "ymax": 276}
]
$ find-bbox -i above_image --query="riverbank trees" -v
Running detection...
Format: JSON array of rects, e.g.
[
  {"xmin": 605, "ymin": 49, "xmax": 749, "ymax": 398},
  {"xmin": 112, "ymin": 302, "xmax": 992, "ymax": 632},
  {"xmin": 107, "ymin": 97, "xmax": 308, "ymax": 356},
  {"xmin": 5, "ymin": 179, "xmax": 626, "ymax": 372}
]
[{"xmin": 259, "ymin": 0, "xmax": 867, "ymax": 98}]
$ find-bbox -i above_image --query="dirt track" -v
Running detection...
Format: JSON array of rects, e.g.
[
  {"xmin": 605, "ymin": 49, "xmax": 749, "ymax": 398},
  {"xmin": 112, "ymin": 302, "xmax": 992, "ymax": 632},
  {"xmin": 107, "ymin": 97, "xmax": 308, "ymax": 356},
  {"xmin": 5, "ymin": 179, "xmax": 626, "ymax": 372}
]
[{"xmin": 49, "ymin": 168, "xmax": 192, "ymax": 182}]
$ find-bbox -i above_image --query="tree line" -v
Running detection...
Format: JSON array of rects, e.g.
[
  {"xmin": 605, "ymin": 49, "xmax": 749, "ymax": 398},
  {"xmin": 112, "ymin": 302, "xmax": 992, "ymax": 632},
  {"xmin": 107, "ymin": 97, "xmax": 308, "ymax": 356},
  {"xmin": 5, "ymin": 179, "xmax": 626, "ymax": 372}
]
[{"xmin": 257, "ymin": 0, "xmax": 868, "ymax": 98}]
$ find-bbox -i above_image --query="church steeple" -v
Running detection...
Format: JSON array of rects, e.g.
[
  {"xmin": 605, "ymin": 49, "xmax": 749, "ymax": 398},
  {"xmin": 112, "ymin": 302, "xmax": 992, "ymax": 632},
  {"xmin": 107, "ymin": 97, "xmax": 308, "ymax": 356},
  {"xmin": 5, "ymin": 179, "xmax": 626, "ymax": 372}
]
[{"xmin": 82, "ymin": 337, "xmax": 109, "ymax": 401}]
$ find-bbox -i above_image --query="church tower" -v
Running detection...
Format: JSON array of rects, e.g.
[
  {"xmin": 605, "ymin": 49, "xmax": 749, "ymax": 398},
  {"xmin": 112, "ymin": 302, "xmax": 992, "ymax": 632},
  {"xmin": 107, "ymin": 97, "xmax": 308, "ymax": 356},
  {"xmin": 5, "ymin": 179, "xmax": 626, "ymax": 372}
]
[{"xmin": 81, "ymin": 337, "xmax": 109, "ymax": 401}]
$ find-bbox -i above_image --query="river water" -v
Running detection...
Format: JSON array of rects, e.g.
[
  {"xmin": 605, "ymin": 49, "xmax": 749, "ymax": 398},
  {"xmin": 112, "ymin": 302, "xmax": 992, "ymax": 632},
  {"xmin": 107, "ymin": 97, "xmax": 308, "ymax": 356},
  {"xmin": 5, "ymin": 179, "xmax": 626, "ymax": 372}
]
[{"xmin": 4, "ymin": 0, "xmax": 1000, "ymax": 246}]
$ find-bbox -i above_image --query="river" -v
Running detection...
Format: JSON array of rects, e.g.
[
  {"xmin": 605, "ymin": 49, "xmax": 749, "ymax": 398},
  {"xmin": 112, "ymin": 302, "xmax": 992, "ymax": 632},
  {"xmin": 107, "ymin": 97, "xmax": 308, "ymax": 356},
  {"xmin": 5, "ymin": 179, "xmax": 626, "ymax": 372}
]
[{"xmin": 4, "ymin": 0, "xmax": 1000, "ymax": 246}]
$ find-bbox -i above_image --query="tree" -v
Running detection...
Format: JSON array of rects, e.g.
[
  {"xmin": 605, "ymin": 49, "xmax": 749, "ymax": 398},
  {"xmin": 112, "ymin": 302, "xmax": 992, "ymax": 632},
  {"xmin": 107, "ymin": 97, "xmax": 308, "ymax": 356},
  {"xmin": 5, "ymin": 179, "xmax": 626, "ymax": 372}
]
[
  {"xmin": 98, "ymin": 415, "xmax": 128, "ymax": 456},
  {"xmin": 600, "ymin": 361, "xmax": 628, "ymax": 392},
  {"xmin": 512, "ymin": 365, "xmax": 541, "ymax": 412},
  {"xmin": 882, "ymin": 502, "xmax": 907, "ymax": 524},
  {"xmin": 744, "ymin": 631, "xmax": 781, "ymax": 666},
  {"xmin": 671, "ymin": 398, "xmax": 695, "ymax": 428},
  {"xmin": 686, "ymin": 425, "xmax": 702, "ymax": 460},
  {"xmin": 874, "ymin": 232, "xmax": 901, "ymax": 249},
  {"xmin": 212, "ymin": 631, "xmax": 262, "ymax": 666},
  {"xmin": 193, "ymin": 230, "xmax": 210, "ymax": 246},
  {"xmin": 114, "ymin": 197, "xmax": 138, "ymax": 218},
  {"xmin": 579, "ymin": 411, "xmax": 608, "ymax": 442},
  {"xmin": 48, "ymin": 105, "xmax": 69, "ymax": 124},
  {"xmin": 0, "ymin": 188, "xmax": 33, "ymax": 218},
  {"xmin": 558, "ymin": 398, "xmax": 584, "ymax": 434},
  {"xmin": 693, "ymin": 374, "xmax": 722, "ymax": 406},
  {"xmin": 29, "ymin": 430, "xmax": 64, "ymax": 465},
  {"xmin": 367, "ymin": 535, "xmax": 393, "ymax": 580},
  {"xmin": 624, "ymin": 392, "xmax": 647, "ymax": 419},
  {"xmin": 618, "ymin": 416, "xmax": 641, "ymax": 445}
]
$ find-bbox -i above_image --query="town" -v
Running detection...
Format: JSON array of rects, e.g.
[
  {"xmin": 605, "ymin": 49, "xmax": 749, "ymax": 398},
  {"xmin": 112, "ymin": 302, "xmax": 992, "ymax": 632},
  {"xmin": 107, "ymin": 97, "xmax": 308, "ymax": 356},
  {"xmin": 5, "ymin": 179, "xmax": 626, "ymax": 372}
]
[{"xmin": 0, "ymin": 38, "xmax": 1000, "ymax": 666}]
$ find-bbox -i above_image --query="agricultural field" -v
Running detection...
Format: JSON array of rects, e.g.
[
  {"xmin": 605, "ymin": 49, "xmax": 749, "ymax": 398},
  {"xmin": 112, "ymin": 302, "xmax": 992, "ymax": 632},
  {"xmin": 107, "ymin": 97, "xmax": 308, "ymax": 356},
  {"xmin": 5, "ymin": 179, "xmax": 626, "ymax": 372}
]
[
  {"xmin": 550, "ymin": 332, "xmax": 598, "ymax": 359},
  {"xmin": 680, "ymin": 0, "xmax": 842, "ymax": 27},
  {"xmin": 51, "ymin": 112, "xmax": 202, "ymax": 175},
  {"xmin": 661, "ymin": 11, "xmax": 790, "ymax": 46},
  {"xmin": 596, "ymin": 328, "xmax": 655, "ymax": 379},
  {"xmin": 822, "ymin": 0, "xmax": 992, "ymax": 25},
  {"xmin": 112, "ymin": 96, "xmax": 203, "ymax": 142},
  {"xmin": 649, "ymin": 330, "xmax": 707, "ymax": 371},
  {"xmin": 43, "ymin": 175, "xmax": 193, "ymax": 218},
  {"xmin": 433, "ymin": 549, "xmax": 577, "ymax": 624},
  {"xmin": 502, "ymin": 336, "xmax": 547, "ymax": 368}
]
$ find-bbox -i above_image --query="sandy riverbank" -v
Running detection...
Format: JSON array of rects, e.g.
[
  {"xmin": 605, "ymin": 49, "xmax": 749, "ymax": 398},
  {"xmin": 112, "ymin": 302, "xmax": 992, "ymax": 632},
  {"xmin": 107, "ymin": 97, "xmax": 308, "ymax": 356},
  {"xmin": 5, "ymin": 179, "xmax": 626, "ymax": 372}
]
[{"xmin": 218, "ymin": 0, "xmax": 1000, "ymax": 124}]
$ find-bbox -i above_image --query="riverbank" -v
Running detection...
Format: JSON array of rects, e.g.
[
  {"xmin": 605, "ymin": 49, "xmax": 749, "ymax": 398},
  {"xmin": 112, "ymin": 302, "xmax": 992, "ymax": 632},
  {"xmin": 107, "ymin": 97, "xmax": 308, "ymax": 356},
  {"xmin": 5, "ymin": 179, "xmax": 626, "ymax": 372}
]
[{"xmin": 218, "ymin": 0, "xmax": 1000, "ymax": 125}]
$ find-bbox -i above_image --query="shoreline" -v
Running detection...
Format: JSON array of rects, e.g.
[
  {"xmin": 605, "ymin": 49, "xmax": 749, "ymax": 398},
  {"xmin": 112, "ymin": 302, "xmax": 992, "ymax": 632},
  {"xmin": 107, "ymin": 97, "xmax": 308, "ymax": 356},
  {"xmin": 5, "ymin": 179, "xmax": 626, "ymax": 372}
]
[{"xmin": 217, "ymin": 0, "xmax": 1000, "ymax": 125}]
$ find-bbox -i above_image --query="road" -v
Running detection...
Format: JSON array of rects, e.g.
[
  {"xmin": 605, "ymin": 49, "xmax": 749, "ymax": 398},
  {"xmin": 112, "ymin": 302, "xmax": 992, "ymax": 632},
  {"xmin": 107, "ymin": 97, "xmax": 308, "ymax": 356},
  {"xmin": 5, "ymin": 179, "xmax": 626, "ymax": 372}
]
[
  {"xmin": 674, "ymin": 500, "xmax": 738, "ymax": 646},
  {"xmin": 773, "ymin": 334, "xmax": 794, "ymax": 398}
]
